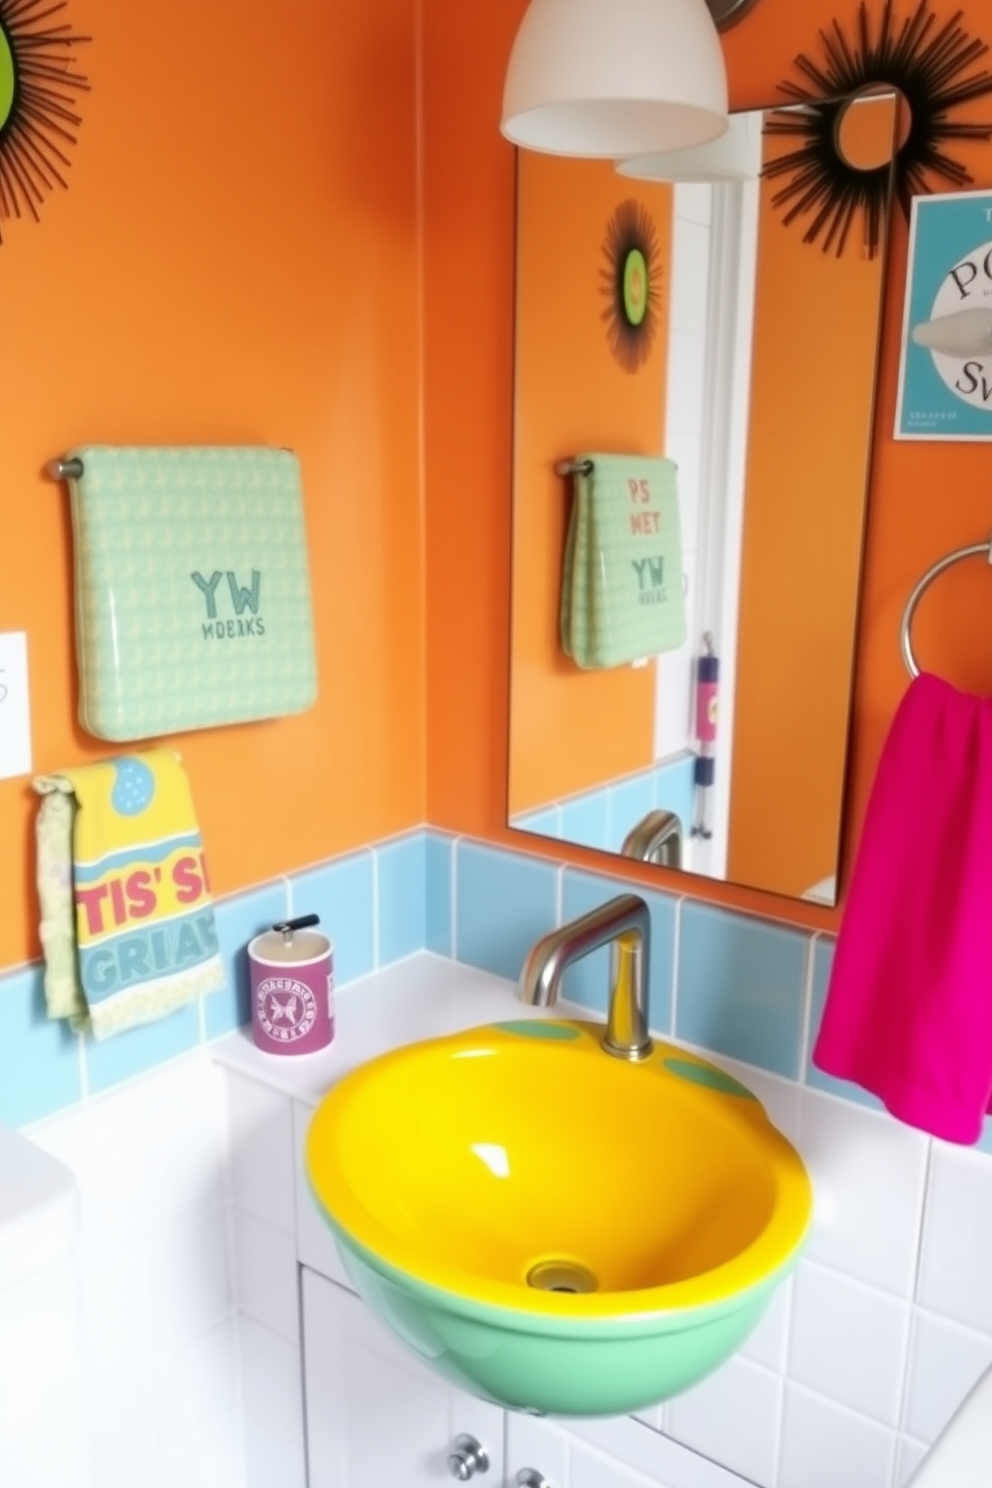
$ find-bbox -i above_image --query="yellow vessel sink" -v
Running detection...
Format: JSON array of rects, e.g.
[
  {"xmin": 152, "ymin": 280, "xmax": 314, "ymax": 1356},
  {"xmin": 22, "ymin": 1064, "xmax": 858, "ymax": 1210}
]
[{"xmin": 307, "ymin": 1018, "xmax": 812, "ymax": 1416}]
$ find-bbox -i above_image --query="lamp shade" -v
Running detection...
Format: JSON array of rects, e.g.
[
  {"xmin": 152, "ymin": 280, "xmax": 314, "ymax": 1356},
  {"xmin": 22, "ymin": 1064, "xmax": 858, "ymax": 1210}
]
[
  {"xmin": 616, "ymin": 111, "xmax": 759, "ymax": 182},
  {"xmin": 501, "ymin": 0, "xmax": 729, "ymax": 159}
]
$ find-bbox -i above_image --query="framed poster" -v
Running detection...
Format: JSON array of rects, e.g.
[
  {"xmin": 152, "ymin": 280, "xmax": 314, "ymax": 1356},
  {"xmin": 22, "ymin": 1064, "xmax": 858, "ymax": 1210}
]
[{"xmin": 895, "ymin": 190, "xmax": 992, "ymax": 442}]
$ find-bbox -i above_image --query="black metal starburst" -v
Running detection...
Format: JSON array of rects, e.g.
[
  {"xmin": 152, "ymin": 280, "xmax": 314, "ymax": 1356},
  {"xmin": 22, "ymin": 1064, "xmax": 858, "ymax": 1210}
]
[
  {"xmin": 599, "ymin": 199, "xmax": 662, "ymax": 374},
  {"xmin": 0, "ymin": 0, "xmax": 91, "ymax": 242},
  {"xmin": 764, "ymin": 1, "xmax": 992, "ymax": 257}
]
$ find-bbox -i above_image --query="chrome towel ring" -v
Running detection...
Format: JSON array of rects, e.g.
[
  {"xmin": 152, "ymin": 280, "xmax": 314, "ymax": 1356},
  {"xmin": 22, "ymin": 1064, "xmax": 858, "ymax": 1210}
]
[{"xmin": 900, "ymin": 535, "xmax": 992, "ymax": 677}]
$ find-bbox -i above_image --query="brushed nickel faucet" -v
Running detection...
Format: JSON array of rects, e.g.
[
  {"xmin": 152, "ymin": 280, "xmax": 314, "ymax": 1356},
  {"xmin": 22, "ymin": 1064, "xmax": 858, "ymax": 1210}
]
[
  {"xmin": 621, "ymin": 809, "xmax": 683, "ymax": 868},
  {"xmin": 516, "ymin": 893, "xmax": 652, "ymax": 1061}
]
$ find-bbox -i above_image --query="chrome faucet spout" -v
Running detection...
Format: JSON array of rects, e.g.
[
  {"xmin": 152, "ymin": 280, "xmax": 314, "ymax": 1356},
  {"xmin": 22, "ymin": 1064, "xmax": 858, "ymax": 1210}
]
[
  {"xmin": 621, "ymin": 809, "xmax": 682, "ymax": 868},
  {"xmin": 516, "ymin": 893, "xmax": 653, "ymax": 1061}
]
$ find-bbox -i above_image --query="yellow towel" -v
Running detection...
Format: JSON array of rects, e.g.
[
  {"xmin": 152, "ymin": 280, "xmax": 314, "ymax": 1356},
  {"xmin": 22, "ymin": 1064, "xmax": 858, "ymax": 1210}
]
[{"xmin": 34, "ymin": 750, "xmax": 225, "ymax": 1040}]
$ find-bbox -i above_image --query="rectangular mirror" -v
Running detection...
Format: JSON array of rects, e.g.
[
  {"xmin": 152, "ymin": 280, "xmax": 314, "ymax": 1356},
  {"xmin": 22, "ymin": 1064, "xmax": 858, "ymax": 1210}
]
[{"xmin": 508, "ymin": 96, "xmax": 898, "ymax": 904}]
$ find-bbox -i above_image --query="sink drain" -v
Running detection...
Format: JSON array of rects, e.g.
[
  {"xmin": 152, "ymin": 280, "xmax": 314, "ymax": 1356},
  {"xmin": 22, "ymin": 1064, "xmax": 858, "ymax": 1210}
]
[{"xmin": 526, "ymin": 1259, "xmax": 597, "ymax": 1294}]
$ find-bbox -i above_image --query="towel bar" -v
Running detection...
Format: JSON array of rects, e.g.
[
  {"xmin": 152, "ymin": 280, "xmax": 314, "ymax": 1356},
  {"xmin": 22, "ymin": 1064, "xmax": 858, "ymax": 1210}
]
[
  {"xmin": 554, "ymin": 458, "xmax": 594, "ymax": 477},
  {"xmin": 900, "ymin": 535, "xmax": 992, "ymax": 677},
  {"xmin": 47, "ymin": 457, "xmax": 84, "ymax": 480}
]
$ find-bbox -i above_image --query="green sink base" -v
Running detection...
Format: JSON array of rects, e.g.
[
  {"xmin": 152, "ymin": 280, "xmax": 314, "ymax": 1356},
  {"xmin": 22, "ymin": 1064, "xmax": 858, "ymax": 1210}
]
[{"xmin": 333, "ymin": 1231, "xmax": 791, "ymax": 1418}]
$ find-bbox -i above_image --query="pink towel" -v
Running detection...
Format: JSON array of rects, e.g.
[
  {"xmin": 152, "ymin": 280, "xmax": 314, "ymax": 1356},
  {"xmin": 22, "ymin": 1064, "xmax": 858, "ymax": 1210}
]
[{"xmin": 813, "ymin": 673, "xmax": 992, "ymax": 1144}]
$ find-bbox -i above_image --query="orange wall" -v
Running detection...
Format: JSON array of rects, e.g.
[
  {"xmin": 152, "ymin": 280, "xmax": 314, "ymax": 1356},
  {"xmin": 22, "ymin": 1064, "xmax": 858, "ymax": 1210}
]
[
  {"xmin": 423, "ymin": 0, "xmax": 992, "ymax": 932},
  {"xmin": 509, "ymin": 155, "xmax": 671, "ymax": 813},
  {"xmin": 0, "ymin": 0, "xmax": 424, "ymax": 968},
  {"xmin": 727, "ymin": 99, "xmax": 893, "ymax": 898}
]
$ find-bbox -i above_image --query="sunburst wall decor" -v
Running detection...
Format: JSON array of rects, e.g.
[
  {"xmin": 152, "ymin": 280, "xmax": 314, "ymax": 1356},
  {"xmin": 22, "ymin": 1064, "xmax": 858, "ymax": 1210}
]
[
  {"xmin": 764, "ymin": 0, "xmax": 992, "ymax": 258},
  {"xmin": 599, "ymin": 199, "xmax": 662, "ymax": 374},
  {"xmin": 0, "ymin": 0, "xmax": 90, "ymax": 242}
]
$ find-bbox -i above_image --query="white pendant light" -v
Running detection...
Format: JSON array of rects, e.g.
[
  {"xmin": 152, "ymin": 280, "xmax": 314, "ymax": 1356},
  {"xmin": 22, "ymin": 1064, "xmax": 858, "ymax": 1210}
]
[
  {"xmin": 616, "ymin": 110, "xmax": 759, "ymax": 183},
  {"xmin": 501, "ymin": 0, "xmax": 729, "ymax": 160}
]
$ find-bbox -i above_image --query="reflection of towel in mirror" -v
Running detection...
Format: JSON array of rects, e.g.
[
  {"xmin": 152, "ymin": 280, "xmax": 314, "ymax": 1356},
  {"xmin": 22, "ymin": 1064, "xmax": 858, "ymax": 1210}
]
[
  {"xmin": 561, "ymin": 454, "xmax": 686, "ymax": 669},
  {"xmin": 813, "ymin": 674, "xmax": 992, "ymax": 1144}
]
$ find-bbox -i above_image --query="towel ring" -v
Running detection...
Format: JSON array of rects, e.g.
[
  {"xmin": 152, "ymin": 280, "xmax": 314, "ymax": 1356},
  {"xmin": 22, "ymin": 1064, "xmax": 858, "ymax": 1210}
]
[{"xmin": 900, "ymin": 535, "xmax": 992, "ymax": 677}]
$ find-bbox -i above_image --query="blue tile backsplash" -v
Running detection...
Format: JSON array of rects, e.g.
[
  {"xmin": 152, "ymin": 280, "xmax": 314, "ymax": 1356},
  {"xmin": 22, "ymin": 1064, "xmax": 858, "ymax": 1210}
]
[
  {"xmin": 454, "ymin": 841, "xmax": 558, "ymax": 981},
  {"xmin": 377, "ymin": 833, "xmax": 427, "ymax": 966},
  {"xmin": 804, "ymin": 934, "xmax": 883, "ymax": 1111},
  {"xmin": 676, "ymin": 902, "xmax": 808, "ymax": 1079},
  {"xmin": 292, "ymin": 849, "xmax": 375, "ymax": 986},
  {"xmin": 0, "ymin": 963, "xmax": 82, "ymax": 1127},
  {"xmin": 207, "ymin": 878, "xmax": 290, "ymax": 1040},
  {"xmin": 560, "ymin": 868, "xmax": 675, "ymax": 1036},
  {"xmin": 512, "ymin": 753, "xmax": 696, "ymax": 858},
  {"xmin": 86, "ymin": 1002, "xmax": 201, "ymax": 1097},
  {"xmin": 12, "ymin": 821, "xmax": 988, "ymax": 1152}
]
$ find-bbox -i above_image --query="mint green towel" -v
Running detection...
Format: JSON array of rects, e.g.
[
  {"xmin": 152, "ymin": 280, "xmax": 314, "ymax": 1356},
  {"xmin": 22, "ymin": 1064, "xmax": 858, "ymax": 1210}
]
[
  {"xmin": 561, "ymin": 454, "xmax": 686, "ymax": 668},
  {"xmin": 66, "ymin": 446, "xmax": 317, "ymax": 741}
]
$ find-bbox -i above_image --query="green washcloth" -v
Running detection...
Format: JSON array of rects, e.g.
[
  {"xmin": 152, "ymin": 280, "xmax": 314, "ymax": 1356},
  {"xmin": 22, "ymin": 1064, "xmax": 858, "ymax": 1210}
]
[{"xmin": 561, "ymin": 454, "xmax": 686, "ymax": 668}]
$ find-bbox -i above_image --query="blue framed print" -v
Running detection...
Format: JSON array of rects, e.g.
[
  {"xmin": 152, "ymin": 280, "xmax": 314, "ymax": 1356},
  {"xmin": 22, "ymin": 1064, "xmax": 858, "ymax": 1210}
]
[{"xmin": 896, "ymin": 190, "xmax": 992, "ymax": 442}]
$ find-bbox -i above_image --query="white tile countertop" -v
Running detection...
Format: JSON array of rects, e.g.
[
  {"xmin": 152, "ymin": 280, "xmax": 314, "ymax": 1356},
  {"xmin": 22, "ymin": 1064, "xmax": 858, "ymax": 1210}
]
[{"xmin": 210, "ymin": 951, "xmax": 552, "ymax": 1106}]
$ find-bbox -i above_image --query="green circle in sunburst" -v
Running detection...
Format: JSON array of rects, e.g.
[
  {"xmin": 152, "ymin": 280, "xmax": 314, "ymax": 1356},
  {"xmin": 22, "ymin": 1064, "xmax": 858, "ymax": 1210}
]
[
  {"xmin": 600, "ymin": 199, "xmax": 661, "ymax": 375},
  {"xmin": 622, "ymin": 247, "xmax": 648, "ymax": 327},
  {"xmin": 0, "ymin": 24, "xmax": 14, "ymax": 130},
  {"xmin": 0, "ymin": 0, "xmax": 90, "ymax": 243}
]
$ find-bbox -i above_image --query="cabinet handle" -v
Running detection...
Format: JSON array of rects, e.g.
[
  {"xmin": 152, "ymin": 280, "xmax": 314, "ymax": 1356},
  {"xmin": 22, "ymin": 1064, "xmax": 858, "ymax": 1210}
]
[
  {"xmin": 516, "ymin": 1471, "xmax": 552, "ymax": 1488},
  {"xmin": 447, "ymin": 1433, "xmax": 490, "ymax": 1480}
]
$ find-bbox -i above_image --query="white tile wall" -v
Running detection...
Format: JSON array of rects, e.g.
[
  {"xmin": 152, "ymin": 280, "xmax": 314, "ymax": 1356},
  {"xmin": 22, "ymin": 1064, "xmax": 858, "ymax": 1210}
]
[
  {"xmin": 797, "ymin": 1088, "xmax": 929, "ymax": 1296},
  {"xmin": 30, "ymin": 1052, "xmax": 245, "ymax": 1488},
  {"xmin": 778, "ymin": 1385, "xmax": 897, "ymax": 1488},
  {"xmin": 894, "ymin": 1436, "xmax": 929, "ymax": 1488},
  {"xmin": 787, "ymin": 1261, "xmax": 910, "ymax": 1426},
  {"xmin": 233, "ymin": 1203, "xmax": 300, "ymax": 1343},
  {"xmin": 240, "ymin": 1315, "xmax": 305, "ymax": 1444},
  {"xmin": 902, "ymin": 1310, "xmax": 992, "ymax": 1445},
  {"xmin": 0, "ymin": 1255, "xmax": 90, "ymax": 1488},
  {"xmin": 228, "ymin": 1071, "xmax": 296, "ymax": 1233},
  {"xmin": 917, "ymin": 1142, "xmax": 992, "ymax": 1332},
  {"xmin": 225, "ymin": 1070, "xmax": 307, "ymax": 1488},
  {"xmin": 243, "ymin": 1413, "xmax": 307, "ymax": 1488},
  {"xmin": 665, "ymin": 1354, "xmax": 782, "ymax": 1486},
  {"xmin": 630, "ymin": 1073, "xmax": 992, "ymax": 1487}
]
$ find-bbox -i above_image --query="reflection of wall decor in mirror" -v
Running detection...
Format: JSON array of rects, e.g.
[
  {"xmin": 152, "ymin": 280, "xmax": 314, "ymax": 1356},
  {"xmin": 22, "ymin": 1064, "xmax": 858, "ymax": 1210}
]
[
  {"xmin": 0, "ymin": 0, "xmax": 90, "ymax": 242},
  {"xmin": 600, "ymin": 199, "xmax": 662, "ymax": 372},
  {"xmin": 770, "ymin": 0, "xmax": 992, "ymax": 256},
  {"xmin": 508, "ymin": 95, "xmax": 899, "ymax": 904}
]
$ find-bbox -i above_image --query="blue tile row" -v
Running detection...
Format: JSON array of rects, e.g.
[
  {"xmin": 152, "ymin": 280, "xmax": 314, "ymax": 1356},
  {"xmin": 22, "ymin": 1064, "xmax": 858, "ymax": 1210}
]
[
  {"xmin": 0, "ymin": 829, "xmax": 451, "ymax": 1128},
  {"xmin": 447, "ymin": 840, "xmax": 804, "ymax": 1078},
  {"xmin": 5, "ymin": 825, "xmax": 990, "ymax": 1157},
  {"xmin": 511, "ymin": 753, "xmax": 696, "ymax": 857}
]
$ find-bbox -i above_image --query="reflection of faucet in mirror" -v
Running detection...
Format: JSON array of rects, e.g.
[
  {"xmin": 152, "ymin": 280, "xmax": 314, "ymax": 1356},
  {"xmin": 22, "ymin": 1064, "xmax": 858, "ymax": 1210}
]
[
  {"xmin": 508, "ymin": 92, "xmax": 900, "ymax": 904},
  {"xmin": 621, "ymin": 809, "xmax": 682, "ymax": 868},
  {"xmin": 517, "ymin": 893, "xmax": 652, "ymax": 1062}
]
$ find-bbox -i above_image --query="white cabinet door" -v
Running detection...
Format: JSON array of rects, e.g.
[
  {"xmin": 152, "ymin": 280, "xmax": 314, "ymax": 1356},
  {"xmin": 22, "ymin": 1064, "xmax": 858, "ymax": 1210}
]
[
  {"xmin": 302, "ymin": 1266, "xmax": 504, "ymax": 1488},
  {"xmin": 507, "ymin": 1413, "xmax": 755, "ymax": 1488}
]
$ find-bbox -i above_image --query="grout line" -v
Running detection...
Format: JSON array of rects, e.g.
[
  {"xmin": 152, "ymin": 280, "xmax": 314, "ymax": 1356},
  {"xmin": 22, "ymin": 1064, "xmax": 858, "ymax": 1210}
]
[
  {"xmin": 668, "ymin": 897, "xmax": 683, "ymax": 1039},
  {"xmin": 910, "ymin": 1139, "xmax": 935, "ymax": 1310},
  {"xmin": 770, "ymin": 1364, "xmax": 787, "ymax": 1488},
  {"xmin": 797, "ymin": 931, "xmax": 818, "ymax": 1081},
  {"xmin": 896, "ymin": 1300, "xmax": 920, "ymax": 1442},
  {"xmin": 555, "ymin": 862, "xmax": 564, "ymax": 927},
  {"xmin": 283, "ymin": 873, "xmax": 294, "ymax": 920},
  {"xmin": 449, "ymin": 835, "xmax": 459, "ymax": 961},
  {"xmin": 371, "ymin": 848, "xmax": 381, "ymax": 971},
  {"xmin": 76, "ymin": 1028, "xmax": 90, "ymax": 1102}
]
